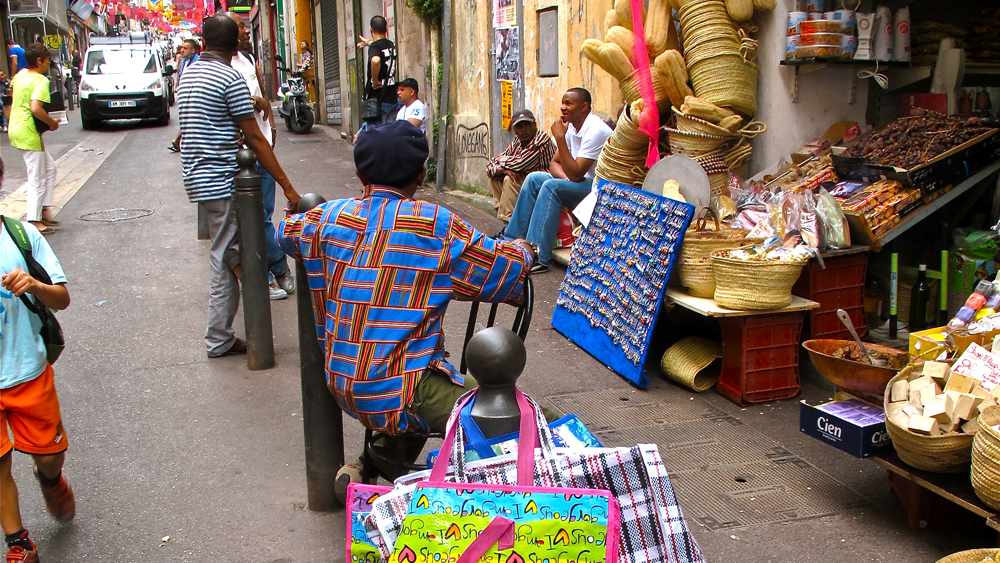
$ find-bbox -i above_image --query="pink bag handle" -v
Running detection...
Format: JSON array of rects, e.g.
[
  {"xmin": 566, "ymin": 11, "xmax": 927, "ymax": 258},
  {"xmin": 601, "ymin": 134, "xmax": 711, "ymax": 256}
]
[
  {"xmin": 430, "ymin": 388, "xmax": 539, "ymax": 486},
  {"xmin": 455, "ymin": 516, "xmax": 515, "ymax": 563},
  {"xmin": 629, "ymin": 0, "xmax": 661, "ymax": 169}
]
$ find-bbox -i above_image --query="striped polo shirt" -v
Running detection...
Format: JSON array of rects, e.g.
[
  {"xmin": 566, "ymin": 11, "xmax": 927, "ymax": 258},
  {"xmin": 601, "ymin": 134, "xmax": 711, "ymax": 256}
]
[{"xmin": 177, "ymin": 54, "xmax": 254, "ymax": 202}]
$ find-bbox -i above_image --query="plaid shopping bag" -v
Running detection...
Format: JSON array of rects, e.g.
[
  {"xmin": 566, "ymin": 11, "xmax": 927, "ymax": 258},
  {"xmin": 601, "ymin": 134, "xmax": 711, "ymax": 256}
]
[
  {"xmin": 371, "ymin": 395, "xmax": 705, "ymax": 563},
  {"xmin": 383, "ymin": 388, "xmax": 619, "ymax": 563}
]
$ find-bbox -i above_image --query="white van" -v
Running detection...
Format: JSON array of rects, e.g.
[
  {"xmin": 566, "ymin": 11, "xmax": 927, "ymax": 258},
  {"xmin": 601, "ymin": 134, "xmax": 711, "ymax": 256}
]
[{"xmin": 78, "ymin": 33, "xmax": 174, "ymax": 129}]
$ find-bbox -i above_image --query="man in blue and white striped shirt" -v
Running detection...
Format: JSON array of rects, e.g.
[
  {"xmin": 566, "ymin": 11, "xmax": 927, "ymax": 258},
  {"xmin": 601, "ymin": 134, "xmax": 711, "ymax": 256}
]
[{"xmin": 178, "ymin": 14, "xmax": 300, "ymax": 358}]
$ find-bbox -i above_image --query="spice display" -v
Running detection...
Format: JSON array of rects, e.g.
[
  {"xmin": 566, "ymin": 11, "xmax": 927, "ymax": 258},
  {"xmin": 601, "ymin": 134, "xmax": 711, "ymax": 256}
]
[
  {"xmin": 555, "ymin": 181, "xmax": 692, "ymax": 370},
  {"xmin": 843, "ymin": 111, "xmax": 994, "ymax": 168},
  {"xmin": 831, "ymin": 345, "xmax": 904, "ymax": 369}
]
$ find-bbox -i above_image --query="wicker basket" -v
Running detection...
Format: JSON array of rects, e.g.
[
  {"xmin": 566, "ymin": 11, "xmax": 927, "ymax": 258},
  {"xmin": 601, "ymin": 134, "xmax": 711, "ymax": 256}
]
[
  {"xmin": 936, "ymin": 549, "xmax": 1000, "ymax": 563},
  {"xmin": 620, "ymin": 66, "xmax": 672, "ymax": 115},
  {"xmin": 610, "ymin": 102, "xmax": 652, "ymax": 151},
  {"xmin": 679, "ymin": 209, "xmax": 748, "ymax": 298},
  {"xmin": 660, "ymin": 336, "xmax": 723, "ymax": 392},
  {"xmin": 882, "ymin": 367, "xmax": 975, "ymax": 473},
  {"xmin": 689, "ymin": 55, "xmax": 759, "ymax": 117},
  {"xmin": 710, "ymin": 247, "xmax": 807, "ymax": 310},
  {"xmin": 972, "ymin": 405, "xmax": 1000, "ymax": 509},
  {"xmin": 666, "ymin": 127, "xmax": 734, "ymax": 156}
]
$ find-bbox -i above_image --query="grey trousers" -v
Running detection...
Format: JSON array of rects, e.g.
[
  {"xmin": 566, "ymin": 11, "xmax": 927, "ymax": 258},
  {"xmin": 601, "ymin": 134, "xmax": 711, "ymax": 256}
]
[{"xmin": 202, "ymin": 197, "xmax": 241, "ymax": 356}]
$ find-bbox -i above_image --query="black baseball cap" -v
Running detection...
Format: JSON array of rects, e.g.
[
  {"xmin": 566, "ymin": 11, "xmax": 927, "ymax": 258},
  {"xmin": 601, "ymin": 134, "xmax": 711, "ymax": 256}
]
[
  {"xmin": 510, "ymin": 109, "xmax": 535, "ymax": 128},
  {"xmin": 398, "ymin": 77, "xmax": 419, "ymax": 92}
]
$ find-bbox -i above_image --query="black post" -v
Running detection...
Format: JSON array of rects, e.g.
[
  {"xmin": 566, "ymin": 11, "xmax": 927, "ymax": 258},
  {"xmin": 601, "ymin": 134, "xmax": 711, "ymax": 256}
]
[
  {"xmin": 466, "ymin": 326, "xmax": 527, "ymax": 438},
  {"xmin": 295, "ymin": 193, "xmax": 345, "ymax": 511},
  {"xmin": 233, "ymin": 149, "xmax": 275, "ymax": 370},
  {"xmin": 197, "ymin": 203, "xmax": 210, "ymax": 240}
]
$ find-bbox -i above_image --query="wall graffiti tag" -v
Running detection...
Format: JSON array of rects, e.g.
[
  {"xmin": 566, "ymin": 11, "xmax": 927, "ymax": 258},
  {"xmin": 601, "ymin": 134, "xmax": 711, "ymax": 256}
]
[{"xmin": 455, "ymin": 123, "xmax": 490, "ymax": 159}]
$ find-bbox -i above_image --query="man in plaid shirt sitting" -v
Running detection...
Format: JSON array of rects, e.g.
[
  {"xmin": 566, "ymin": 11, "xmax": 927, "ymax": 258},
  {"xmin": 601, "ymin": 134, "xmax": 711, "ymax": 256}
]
[
  {"xmin": 485, "ymin": 109, "xmax": 555, "ymax": 231},
  {"xmin": 279, "ymin": 121, "xmax": 538, "ymax": 495}
]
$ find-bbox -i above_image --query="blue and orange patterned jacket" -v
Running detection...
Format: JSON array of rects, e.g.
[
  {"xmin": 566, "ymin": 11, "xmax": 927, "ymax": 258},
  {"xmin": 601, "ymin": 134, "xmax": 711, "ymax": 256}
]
[{"xmin": 279, "ymin": 187, "xmax": 531, "ymax": 435}]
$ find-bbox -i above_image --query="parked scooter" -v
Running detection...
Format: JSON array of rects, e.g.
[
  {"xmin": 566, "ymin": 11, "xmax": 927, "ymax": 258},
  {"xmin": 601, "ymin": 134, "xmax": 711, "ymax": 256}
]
[{"xmin": 274, "ymin": 55, "xmax": 314, "ymax": 134}]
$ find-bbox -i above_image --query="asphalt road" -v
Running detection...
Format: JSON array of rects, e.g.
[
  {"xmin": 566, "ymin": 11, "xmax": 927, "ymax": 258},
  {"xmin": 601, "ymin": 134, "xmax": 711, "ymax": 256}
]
[{"xmin": 0, "ymin": 110, "xmax": 995, "ymax": 562}]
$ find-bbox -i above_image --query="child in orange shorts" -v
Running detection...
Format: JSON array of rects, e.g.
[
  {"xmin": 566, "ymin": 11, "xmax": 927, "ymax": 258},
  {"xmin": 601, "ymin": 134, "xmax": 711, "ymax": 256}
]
[{"xmin": 1, "ymin": 216, "xmax": 73, "ymax": 563}]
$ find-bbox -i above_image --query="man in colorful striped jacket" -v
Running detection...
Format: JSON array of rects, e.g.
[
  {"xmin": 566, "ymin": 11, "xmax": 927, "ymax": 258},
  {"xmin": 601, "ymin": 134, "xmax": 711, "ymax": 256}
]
[
  {"xmin": 486, "ymin": 109, "xmax": 555, "ymax": 230},
  {"xmin": 279, "ymin": 120, "xmax": 537, "ymax": 492}
]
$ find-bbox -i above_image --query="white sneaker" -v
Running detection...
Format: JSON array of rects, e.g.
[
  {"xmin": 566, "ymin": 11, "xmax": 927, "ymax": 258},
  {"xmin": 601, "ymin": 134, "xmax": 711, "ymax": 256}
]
[{"xmin": 269, "ymin": 280, "xmax": 288, "ymax": 300}]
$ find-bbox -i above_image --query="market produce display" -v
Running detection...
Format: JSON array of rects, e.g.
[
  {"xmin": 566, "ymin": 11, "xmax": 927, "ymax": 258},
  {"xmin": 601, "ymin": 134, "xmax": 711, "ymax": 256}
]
[
  {"xmin": 886, "ymin": 361, "xmax": 996, "ymax": 436},
  {"xmin": 843, "ymin": 111, "xmax": 994, "ymax": 168}
]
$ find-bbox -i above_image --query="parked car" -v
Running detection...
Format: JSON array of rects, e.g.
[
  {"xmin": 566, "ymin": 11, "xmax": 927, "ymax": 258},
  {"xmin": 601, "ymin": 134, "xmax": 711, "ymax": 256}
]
[{"xmin": 78, "ymin": 33, "xmax": 174, "ymax": 129}]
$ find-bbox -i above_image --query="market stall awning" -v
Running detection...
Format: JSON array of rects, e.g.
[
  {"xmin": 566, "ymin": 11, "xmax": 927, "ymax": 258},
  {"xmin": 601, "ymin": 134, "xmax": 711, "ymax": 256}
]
[{"xmin": 8, "ymin": 0, "xmax": 71, "ymax": 36}]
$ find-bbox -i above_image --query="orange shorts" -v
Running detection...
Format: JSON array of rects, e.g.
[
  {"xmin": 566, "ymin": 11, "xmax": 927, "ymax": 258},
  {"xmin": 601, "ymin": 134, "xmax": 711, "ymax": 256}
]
[{"xmin": 1, "ymin": 364, "xmax": 69, "ymax": 457}]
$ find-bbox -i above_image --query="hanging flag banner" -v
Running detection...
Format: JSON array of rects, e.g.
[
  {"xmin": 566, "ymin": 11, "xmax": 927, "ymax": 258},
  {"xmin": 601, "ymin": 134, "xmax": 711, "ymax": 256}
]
[{"xmin": 501, "ymin": 80, "xmax": 513, "ymax": 130}]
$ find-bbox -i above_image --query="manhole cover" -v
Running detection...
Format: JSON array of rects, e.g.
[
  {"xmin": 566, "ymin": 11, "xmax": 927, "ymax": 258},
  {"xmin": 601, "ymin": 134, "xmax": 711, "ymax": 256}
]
[
  {"xmin": 285, "ymin": 137, "xmax": 328, "ymax": 143},
  {"xmin": 79, "ymin": 208, "xmax": 153, "ymax": 222}
]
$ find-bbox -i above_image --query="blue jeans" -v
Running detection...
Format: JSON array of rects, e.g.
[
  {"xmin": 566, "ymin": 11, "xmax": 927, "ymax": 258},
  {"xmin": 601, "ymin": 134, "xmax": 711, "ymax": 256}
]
[
  {"xmin": 504, "ymin": 172, "xmax": 593, "ymax": 266},
  {"xmin": 256, "ymin": 162, "xmax": 289, "ymax": 278},
  {"xmin": 359, "ymin": 101, "xmax": 401, "ymax": 133}
]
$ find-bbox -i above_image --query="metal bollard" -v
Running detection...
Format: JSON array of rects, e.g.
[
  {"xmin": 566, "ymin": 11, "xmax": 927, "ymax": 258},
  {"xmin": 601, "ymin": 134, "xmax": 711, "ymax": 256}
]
[
  {"xmin": 465, "ymin": 327, "xmax": 527, "ymax": 438},
  {"xmin": 295, "ymin": 193, "xmax": 345, "ymax": 511},
  {"xmin": 197, "ymin": 203, "xmax": 210, "ymax": 240},
  {"xmin": 233, "ymin": 149, "xmax": 276, "ymax": 370}
]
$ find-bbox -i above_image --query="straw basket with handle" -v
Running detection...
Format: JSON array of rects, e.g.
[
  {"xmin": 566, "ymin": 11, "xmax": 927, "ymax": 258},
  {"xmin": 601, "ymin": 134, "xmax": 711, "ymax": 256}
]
[
  {"xmin": 660, "ymin": 336, "xmax": 723, "ymax": 392},
  {"xmin": 678, "ymin": 208, "xmax": 748, "ymax": 298},
  {"xmin": 936, "ymin": 549, "xmax": 1000, "ymax": 563},
  {"xmin": 882, "ymin": 366, "xmax": 975, "ymax": 473},
  {"xmin": 710, "ymin": 246, "xmax": 807, "ymax": 310},
  {"xmin": 972, "ymin": 405, "xmax": 1000, "ymax": 509}
]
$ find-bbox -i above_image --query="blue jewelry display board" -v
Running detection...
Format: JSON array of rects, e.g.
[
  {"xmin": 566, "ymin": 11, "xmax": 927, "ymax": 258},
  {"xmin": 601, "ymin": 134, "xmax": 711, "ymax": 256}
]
[{"xmin": 551, "ymin": 179, "xmax": 695, "ymax": 388}]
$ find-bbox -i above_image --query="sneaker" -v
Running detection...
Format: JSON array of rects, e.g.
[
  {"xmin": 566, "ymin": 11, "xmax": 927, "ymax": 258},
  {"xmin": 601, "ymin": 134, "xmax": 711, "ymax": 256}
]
[
  {"xmin": 5, "ymin": 545, "xmax": 39, "ymax": 563},
  {"xmin": 529, "ymin": 262, "xmax": 550, "ymax": 274},
  {"xmin": 33, "ymin": 465, "xmax": 75, "ymax": 521},
  {"xmin": 334, "ymin": 459, "xmax": 366, "ymax": 505},
  {"xmin": 275, "ymin": 272, "xmax": 295, "ymax": 295},
  {"xmin": 269, "ymin": 280, "xmax": 288, "ymax": 300}
]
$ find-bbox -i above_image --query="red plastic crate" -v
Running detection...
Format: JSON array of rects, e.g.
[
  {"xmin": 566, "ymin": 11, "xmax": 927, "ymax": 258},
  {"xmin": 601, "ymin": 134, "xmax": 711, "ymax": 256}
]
[
  {"xmin": 792, "ymin": 253, "xmax": 868, "ymax": 340},
  {"xmin": 716, "ymin": 313, "xmax": 803, "ymax": 405}
]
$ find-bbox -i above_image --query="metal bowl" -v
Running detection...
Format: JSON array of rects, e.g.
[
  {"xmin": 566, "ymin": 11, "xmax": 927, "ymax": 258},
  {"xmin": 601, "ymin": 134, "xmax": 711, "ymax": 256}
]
[{"xmin": 802, "ymin": 339, "xmax": 909, "ymax": 395}]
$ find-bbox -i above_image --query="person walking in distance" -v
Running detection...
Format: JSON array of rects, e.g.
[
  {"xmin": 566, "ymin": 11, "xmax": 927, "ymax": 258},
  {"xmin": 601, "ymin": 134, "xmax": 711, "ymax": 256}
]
[
  {"xmin": 224, "ymin": 10, "xmax": 294, "ymax": 299},
  {"xmin": 8, "ymin": 44, "xmax": 61, "ymax": 236},
  {"xmin": 169, "ymin": 39, "xmax": 201, "ymax": 153},
  {"xmin": 1, "ymin": 160, "xmax": 75, "ymax": 563},
  {"xmin": 177, "ymin": 14, "xmax": 299, "ymax": 357},
  {"xmin": 7, "ymin": 40, "xmax": 26, "ymax": 74},
  {"xmin": 357, "ymin": 15, "xmax": 398, "ymax": 126}
]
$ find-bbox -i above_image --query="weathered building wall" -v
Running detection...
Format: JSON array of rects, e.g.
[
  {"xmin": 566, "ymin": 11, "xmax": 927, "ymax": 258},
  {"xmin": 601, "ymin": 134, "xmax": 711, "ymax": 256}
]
[
  {"xmin": 447, "ymin": 0, "xmax": 494, "ymax": 191},
  {"xmin": 447, "ymin": 0, "xmax": 620, "ymax": 193}
]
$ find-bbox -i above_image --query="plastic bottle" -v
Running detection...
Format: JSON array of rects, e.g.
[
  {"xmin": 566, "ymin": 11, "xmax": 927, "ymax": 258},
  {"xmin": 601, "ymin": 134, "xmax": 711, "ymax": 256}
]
[{"xmin": 908, "ymin": 265, "xmax": 930, "ymax": 332}]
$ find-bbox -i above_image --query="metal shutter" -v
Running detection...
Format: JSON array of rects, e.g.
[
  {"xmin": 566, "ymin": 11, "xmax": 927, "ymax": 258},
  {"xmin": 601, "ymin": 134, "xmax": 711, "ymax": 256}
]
[{"xmin": 320, "ymin": 0, "xmax": 342, "ymax": 125}]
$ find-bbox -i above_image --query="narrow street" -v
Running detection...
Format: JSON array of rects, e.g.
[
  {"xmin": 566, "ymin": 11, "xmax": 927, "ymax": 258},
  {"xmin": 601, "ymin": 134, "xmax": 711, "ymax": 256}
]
[{"xmin": 0, "ymin": 111, "xmax": 991, "ymax": 561}]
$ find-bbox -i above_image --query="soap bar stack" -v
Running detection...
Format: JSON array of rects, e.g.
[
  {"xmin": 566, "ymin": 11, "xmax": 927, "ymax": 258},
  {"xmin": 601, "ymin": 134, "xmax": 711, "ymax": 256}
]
[{"xmin": 886, "ymin": 361, "xmax": 1000, "ymax": 436}]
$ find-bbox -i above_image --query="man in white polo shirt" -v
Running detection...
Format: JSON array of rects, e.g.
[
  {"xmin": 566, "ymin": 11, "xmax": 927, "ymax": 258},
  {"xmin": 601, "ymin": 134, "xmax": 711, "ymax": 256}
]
[{"xmin": 503, "ymin": 87, "xmax": 612, "ymax": 273}]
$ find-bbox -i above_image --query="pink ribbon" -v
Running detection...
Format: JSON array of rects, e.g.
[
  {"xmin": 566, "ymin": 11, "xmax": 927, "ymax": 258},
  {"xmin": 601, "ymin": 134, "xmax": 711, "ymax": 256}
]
[{"xmin": 629, "ymin": 0, "xmax": 661, "ymax": 169}]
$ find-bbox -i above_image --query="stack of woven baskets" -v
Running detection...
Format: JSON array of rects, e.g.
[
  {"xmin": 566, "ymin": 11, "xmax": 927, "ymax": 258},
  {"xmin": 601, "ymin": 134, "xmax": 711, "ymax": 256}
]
[
  {"xmin": 596, "ymin": 100, "xmax": 652, "ymax": 187},
  {"xmin": 676, "ymin": 0, "xmax": 759, "ymax": 117},
  {"xmin": 678, "ymin": 209, "xmax": 749, "ymax": 298},
  {"xmin": 972, "ymin": 406, "xmax": 1000, "ymax": 509}
]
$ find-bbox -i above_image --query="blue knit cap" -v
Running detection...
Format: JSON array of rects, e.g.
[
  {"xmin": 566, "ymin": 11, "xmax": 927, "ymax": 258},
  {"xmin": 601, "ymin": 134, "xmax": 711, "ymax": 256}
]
[{"xmin": 354, "ymin": 120, "xmax": 429, "ymax": 188}]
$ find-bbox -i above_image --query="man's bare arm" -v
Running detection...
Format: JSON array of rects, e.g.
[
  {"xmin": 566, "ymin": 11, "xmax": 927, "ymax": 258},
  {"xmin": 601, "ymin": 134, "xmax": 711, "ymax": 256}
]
[{"xmin": 238, "ymin": 118, "xmax": 300, "ymax": 209}]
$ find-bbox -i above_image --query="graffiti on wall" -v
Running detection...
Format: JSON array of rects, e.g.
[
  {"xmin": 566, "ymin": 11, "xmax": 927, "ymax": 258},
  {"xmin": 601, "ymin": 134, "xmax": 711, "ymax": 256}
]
[{"xmin": 455, "ymin": 123, "xmax": 490, "ymax": 159}]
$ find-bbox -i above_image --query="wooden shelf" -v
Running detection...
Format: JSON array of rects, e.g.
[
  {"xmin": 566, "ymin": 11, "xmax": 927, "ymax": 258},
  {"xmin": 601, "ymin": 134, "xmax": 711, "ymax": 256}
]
[{"xmin": 665, "ymin": 288, "xmax": 818, "ymax": 318}]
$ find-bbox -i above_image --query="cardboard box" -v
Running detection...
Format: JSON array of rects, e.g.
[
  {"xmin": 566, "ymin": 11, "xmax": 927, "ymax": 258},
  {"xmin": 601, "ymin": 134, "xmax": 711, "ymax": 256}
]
[
  {"xmin": 832, "ymin": 129, "xmax": 1000, "ymax": 196},
  {"xmin": 800, "ymin": 399, "xmax": 893, "ymax": 458}
]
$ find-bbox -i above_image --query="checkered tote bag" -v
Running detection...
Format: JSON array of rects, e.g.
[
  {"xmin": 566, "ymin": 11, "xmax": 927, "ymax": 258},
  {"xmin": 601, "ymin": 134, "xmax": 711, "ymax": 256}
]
[{"xmin": 369, "ymin": 393, "xmax": 705, "ymax": 563}]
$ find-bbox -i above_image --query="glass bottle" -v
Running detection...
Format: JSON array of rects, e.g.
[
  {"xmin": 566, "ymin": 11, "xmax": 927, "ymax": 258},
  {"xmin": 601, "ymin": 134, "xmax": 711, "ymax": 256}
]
[{"xmin": 909, "ymin": 265, "xmax": 930, "ymax": 332}]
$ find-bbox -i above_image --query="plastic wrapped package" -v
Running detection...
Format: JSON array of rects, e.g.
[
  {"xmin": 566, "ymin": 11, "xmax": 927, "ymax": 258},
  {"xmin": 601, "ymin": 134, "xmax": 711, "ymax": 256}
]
[
  {"xmin": 798, "ymin": 190, "xmax": 825, "ymax": 250},
  {"xmin": 815, "ymin": 188, "xmax": 851, "ymax": 249},
  {"xmin": 781, "ymin": 192, "xmax": 802, "ymax": 248},
  {"xmin": 712, "ymin": 195, "xmax": 738, "ymax": 225}
]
